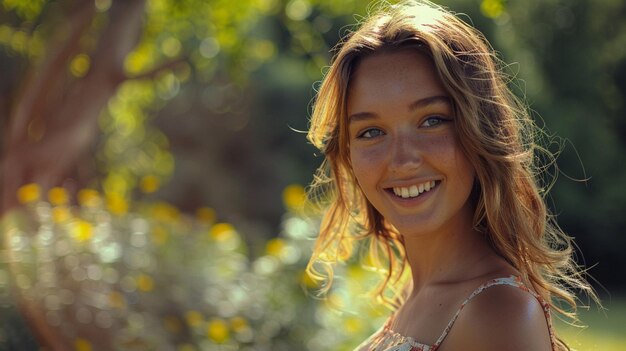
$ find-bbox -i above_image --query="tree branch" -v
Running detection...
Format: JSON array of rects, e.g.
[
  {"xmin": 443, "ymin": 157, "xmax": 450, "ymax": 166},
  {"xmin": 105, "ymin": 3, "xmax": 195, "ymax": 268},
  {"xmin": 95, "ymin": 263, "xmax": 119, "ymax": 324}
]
[
  {"xmin": 126, "ymin": 56, "xmax": 189, "ymax": 82},
  {"xmin": 7, "ymin": 2, "xmax": 96, "ymax": 144}
]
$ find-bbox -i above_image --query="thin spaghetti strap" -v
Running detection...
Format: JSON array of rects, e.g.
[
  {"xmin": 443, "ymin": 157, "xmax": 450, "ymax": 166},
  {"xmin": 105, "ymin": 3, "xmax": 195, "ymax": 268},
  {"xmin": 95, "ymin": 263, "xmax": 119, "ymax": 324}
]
[{"xmin": 432, "ymin": 275, "xmax": 557, "ymax": 350}]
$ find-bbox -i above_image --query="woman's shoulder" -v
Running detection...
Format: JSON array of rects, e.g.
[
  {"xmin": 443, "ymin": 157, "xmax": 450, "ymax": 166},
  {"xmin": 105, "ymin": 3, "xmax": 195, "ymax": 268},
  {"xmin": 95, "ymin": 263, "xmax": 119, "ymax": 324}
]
[{"xmin": 440, "ymin": 277, "xmax": 554, "ymax": 351}]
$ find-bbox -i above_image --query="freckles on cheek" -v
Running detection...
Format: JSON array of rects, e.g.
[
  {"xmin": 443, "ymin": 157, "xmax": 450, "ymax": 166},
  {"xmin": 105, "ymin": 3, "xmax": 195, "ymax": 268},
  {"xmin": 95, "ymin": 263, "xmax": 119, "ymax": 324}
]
[
  {"xmin": 349, "ymin": 151, "xmax": 368, "ymax": 179},
  {"xmin": 350, "ymin": 148, "xmax": 381, "ymax": 183},
  {"xmin": 424, "ymin": 134, "xmax": 451, "ymax": 157}
]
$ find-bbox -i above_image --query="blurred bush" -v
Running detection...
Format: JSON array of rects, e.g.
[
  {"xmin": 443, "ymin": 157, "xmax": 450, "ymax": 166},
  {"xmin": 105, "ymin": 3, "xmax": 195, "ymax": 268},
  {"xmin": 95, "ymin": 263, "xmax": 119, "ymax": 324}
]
[{"xmin": 0, "ymin": 183, "xmax": 391, "ymax": 350}]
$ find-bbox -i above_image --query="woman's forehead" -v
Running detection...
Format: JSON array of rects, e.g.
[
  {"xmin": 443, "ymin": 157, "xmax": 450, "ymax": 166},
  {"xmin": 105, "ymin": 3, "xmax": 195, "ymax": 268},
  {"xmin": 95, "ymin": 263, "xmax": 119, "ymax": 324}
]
[{"xmin": 346, "ymin": 50, "xmax": 448, "ymax": 114}]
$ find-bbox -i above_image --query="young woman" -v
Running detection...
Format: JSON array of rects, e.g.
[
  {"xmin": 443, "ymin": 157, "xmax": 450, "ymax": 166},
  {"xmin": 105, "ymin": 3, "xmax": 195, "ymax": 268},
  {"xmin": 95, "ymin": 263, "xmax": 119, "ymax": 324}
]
[{"xmin": 306, "ymin": 1, "xmax": 597, "ymax": 350}]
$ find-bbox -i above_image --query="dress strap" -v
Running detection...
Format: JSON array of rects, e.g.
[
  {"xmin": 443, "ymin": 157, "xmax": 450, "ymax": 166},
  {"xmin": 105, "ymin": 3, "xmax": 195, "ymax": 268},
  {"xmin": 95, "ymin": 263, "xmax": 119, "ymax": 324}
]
[{"xmin": 432, "ymin": 275, "xmax": 557, "ymax": 349}]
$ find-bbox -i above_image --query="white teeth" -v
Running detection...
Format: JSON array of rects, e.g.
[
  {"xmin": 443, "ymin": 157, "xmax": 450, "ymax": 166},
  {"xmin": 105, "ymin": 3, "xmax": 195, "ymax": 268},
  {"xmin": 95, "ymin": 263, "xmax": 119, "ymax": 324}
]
[{"xmin": 392, "ymin": 181, "xmax": 438, "ymax": 199}]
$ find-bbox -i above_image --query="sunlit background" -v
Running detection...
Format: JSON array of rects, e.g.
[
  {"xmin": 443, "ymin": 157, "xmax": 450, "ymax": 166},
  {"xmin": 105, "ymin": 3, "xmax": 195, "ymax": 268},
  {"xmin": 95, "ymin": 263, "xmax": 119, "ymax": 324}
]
[{"xmin": 0, "ymin": 0, "xmax": 625, "ymax": 350}]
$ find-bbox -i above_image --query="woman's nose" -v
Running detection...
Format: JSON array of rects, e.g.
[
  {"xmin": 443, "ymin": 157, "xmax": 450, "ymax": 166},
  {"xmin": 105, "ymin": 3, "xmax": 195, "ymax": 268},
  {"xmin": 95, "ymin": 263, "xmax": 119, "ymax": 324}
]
[{"xmin": 389, "ymin": 133, "xmax": 422, "ymax": 174}]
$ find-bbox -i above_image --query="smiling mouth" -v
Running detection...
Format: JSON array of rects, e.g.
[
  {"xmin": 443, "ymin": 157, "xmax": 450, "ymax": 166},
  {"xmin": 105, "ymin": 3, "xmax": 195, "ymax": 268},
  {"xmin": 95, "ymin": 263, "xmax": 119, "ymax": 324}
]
[{"xmin": 386, "ymin": 180, "xmax": 440, "ymax": 199}]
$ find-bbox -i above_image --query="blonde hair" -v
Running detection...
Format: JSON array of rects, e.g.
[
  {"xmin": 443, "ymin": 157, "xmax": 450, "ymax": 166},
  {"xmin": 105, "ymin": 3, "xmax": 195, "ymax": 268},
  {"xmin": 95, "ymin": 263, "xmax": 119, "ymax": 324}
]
[{"xmin": 306, "ymin": 1, "xmax": 597, "ymax": 349}]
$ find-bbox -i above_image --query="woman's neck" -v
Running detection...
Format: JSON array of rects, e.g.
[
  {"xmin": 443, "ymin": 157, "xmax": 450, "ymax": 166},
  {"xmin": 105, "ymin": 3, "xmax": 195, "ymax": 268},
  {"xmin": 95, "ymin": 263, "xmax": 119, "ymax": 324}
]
[{"xmin": 402, "ymin": 204, "xmax": 497, "ymax": 293}]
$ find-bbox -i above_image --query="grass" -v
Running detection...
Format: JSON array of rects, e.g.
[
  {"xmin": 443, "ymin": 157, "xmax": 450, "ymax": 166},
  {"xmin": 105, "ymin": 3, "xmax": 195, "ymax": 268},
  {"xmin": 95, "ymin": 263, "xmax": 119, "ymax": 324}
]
[{"xmin": 555, "ymin": 297, "xmax": 626, "ymax": 350}]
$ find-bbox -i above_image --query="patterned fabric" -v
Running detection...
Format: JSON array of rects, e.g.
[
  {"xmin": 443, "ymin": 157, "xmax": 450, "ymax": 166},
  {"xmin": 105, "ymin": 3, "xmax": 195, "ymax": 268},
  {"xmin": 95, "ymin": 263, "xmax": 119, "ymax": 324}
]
[{"xmin": 354, "ymin": 276, "xmax": 557, "ymax": 351}]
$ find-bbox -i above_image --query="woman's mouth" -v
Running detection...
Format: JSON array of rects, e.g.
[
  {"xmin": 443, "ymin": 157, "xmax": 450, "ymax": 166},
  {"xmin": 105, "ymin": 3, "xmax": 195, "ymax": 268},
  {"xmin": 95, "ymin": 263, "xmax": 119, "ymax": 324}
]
[{"xmin": 386, "ymin": 180, "xmax": 440, "ymax": 199}]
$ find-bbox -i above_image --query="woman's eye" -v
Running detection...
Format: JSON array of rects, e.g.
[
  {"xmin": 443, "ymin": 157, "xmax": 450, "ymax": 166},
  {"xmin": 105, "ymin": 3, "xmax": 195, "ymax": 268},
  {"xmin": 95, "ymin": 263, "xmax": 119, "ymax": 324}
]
[
  {"xmin": 421, "ymin": 116, "xmax": 446, "ymax": 128},
  {"xmin": 358, "ymin": 128, "xmax": 385, "ymax": 139}
]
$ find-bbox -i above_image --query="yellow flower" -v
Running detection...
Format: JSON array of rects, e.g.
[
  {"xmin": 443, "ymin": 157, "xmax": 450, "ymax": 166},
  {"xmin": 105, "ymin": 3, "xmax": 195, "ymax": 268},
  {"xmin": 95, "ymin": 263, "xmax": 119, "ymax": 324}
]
[
  {"xmin": 207, "ymin": 318, "xmax": 229, "ymax": 343},
  {"xmin": 71, "ymin": 220, "xmax": 93, "ymax": 242},
  {"xmin": 265, "ymin": 238, "xmax": 285, "ymax": 257},
  {"xmin": 230, "ymin": 317, "xmax": 248, "ymax": 333},
  {"xmin": 47, "ymin": 187, "xmax": 68, "ymax": 206},
  {"xmin": 74, "ymin": 338, "xmax": 92, "ymax": 351},
  {"xmin": 196, "ymin": 207, "xmax": 216, "ymax": 224},
  {"xmin": 52, "ymin": 207, "xmax": 71, "ymax": 223},
  {"xmin": 17, "ymin": 183, "xmax": 40, "ymax": 204},
  {"xmin": 209, "ymin": 223, "xmax": 236, "ymax": 242},
  {"xmin": 282, "ymin": 184, "xmax": 306, "ymax": 211},
  {"xmin": 185, "ymin": 310, "xmax": 203, "ymax": 327},
  {"xmin": 106, "ymin": 193, "xmax": 128, "ymax": 216},
  {"xmin": 77, "ymin": 189, "xmax": 101, "ymax": 207},
  {"xmin": 481, "ymin": 0, "xmax": 504, "ymax": 19},
  {"xmin": 70, "ymin": 54, "xmax": 90, "ymax": 78},
  {"xmin": 136, "ymin": 274, "xmax": 154, "ymax": 292},
  {"xmin": 139, "ymin": 175, "xmax": 160, "ymax": 193}
]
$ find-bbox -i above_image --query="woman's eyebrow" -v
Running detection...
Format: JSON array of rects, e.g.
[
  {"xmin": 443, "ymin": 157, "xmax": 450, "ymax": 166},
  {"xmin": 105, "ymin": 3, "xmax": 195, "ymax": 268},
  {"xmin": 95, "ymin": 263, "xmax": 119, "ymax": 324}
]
[
  {"xmin": 348, "ymin": 95, "xmax": 451, "ymax": 124},
  {"xmin": 409, "ymin": 95, "xmax": 451, "ymax": 110},
  {"xmin": 348, "ymin": 111, "xmax": 378, "ymax": 124}
]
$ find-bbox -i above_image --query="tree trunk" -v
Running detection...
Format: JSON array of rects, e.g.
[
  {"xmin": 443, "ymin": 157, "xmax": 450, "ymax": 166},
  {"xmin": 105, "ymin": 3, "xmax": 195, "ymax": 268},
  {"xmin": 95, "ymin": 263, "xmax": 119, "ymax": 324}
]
[{"xmin": 2, "ymin": 1, "xmax": 147, "ymax": 349}]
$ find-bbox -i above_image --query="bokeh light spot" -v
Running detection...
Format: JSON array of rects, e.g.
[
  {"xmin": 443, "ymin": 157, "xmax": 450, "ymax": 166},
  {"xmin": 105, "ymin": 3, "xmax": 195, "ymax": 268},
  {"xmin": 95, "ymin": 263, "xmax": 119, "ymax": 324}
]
[
  {"xmin": 161, "ymin": 37, "xmax": 182, "ymax": 57},
  {"xmin": 17, "ymin": 183, "xmax": 40, "ymax": 204},
  {"xmin": 282, "ymin": 184, "xmax": 306, "ymax": 211},
  {"xmin": 106, "ymin": 193, "xmax": 129, "ymax": 216},
  {"xmin": 48, "ymin": 187, "xmax": 69, "ymax": 206},
  {"xmin": 481, "ymin": 0, "xmax": 505, "ymax": 19},
  {"xmin": 265, "ymin": 238, "xmax": 285, "ymax": 257},
  {"xmin": 124, "ymin": 44, "xmax": 156, "ymax": 75},
  {"xmin": 206, "ymin": 318, "xmax": 229, "ymax": 343},
  {"xmin": 77, "ymin": 189, "xmax": 101, "ymax": 207},
  {"xmin": 140, "ymin": 175, "xmax": 160, "ymax": 193},
  {"xmin": 70, "ymin": 54, "xmax": 91, "ymax": 77},
  {"xmin": 71, "ymin": 220, "xmax": 93, "ymax": 242},
  {"xmin": 137, "ymin": 274, "xmax": 155, "ymax": 292},
  {"xmin": 209, "ymin": 223, "xmax": 236, "ymax": 242},
  {"xmin": 199, "ymin": 37, "xmax": 220, "ymax": 59},
  {"xmin": 94, "ymin": 0, "xmax": 112, "ymax": 12},
  {"xmin": 286, "ymin": 0, "xmax": 312, "ymax": 21}
]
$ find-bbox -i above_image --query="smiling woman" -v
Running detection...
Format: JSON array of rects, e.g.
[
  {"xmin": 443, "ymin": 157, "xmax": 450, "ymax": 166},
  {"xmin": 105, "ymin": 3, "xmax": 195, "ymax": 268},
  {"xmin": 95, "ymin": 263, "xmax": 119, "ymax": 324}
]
[
  {"xmin": 306, "ymin": 1, "xmax": 598, "ymax": 351},
  {"xmin": 347, "ymin": 51, "xmax": 475, "ymax": 240}
]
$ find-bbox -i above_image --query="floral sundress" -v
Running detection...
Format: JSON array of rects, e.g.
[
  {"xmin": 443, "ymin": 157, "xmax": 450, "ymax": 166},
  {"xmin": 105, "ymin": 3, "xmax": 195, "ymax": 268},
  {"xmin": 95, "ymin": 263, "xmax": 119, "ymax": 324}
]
[{"xmin": 354, "ymin": 276, "xmax": 557, "ymax": 351}]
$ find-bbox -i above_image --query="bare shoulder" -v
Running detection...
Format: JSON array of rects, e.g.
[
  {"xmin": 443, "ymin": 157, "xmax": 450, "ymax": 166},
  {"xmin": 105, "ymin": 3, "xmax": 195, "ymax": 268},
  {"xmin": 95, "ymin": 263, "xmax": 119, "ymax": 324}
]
[{"xmin": 441, "ymin": 283, "xmax": 553, "ymax": 351}]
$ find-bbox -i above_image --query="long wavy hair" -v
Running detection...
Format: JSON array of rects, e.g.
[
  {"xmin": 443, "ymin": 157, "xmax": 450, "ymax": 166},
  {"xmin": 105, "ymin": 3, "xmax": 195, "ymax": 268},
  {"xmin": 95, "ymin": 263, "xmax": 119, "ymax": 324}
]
[{"xmin": 306, "ymin": 1, "xmax": 596, "ymax": 349}]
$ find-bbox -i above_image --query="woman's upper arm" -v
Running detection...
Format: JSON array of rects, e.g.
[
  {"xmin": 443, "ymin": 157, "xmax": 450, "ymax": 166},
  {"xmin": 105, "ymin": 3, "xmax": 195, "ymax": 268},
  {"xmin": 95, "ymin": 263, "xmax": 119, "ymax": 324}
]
[{"xmin": 440, "ymin": 286, "xmax": 553, "ymax": 351}]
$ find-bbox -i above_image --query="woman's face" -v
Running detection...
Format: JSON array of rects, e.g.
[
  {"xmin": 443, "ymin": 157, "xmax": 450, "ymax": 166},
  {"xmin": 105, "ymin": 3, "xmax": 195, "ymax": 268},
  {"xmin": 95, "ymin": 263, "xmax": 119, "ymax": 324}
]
[{"xmin": 346, "ymin": 50, "xmax": 476, "ymax": 238}]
